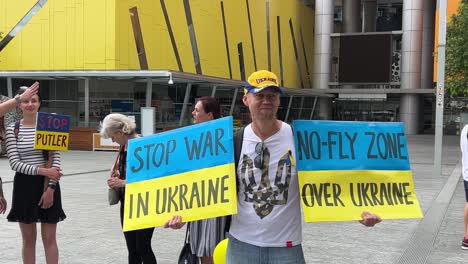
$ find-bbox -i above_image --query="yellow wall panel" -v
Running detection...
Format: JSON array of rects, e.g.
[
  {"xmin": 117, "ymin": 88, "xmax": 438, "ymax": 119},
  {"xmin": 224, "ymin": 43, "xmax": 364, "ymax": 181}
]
[
  {"xmin": 248, "ymin": 0, "xmax": 268, "ymax": 72},
  {"xmin": 116, "ymin": 0, "xmax": 142, "ymax": 70},
  {"xmin": 270, "ymin": 0, "xmax": 300, "ymax": 88},
  {"xmin": 0, "ymin": 0, "xmax": 117, "ymax": 70},
  {"xmin": 0, "ymin": 0, "xmax": 314, "ymax": 88},
  {"xmin": 65, "ymin": 1, "xmax": 76, "ymax": 69},
  {"xmin": 74, "ymin": 0, "xmax": 85, "ymax": 69},
  {"xmin": 0, "ymin": 0, "xmax": 38, "ymax": 69},
  {"xmin": 190, "ymin": 0, "xmax": 229, "ymax": 77},
  {"xmin": 83, "ymin": 0, "xmax": 107, "ymax": 67},
  {"xmin": 139, "ymin": 0, "xmax": 181, "ymax": 71},
  {"xmin": 52, "ymin": 12, "xmax": 68, "ymax": 69},
  {"xmin": 104, "ymin": 0, "xmax": 116, "ymax": 69},
  {"xmin": 166, "ymin": 0, "xmax": 198, "ymax": 74},
  {"xmin": 222, "ymin": 0, "xmax": 255, "ymax": 80},
  {"xmin": 301, "ymin": 7, "xmax": 315, "ymax": 88}
]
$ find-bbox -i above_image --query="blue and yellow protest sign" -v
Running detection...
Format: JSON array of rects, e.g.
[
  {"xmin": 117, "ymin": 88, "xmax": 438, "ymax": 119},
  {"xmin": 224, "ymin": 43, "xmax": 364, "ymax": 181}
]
[
  {"xmin": 34, "ymin": 112, "xmax": 70, "ymax": 151},
  {"xmin": 293, "ymin": 120, "xmax": 423, "ymax": 222},
  {"xmin": 123, "ymin": 116, "xmax": 238, "ymax": 231}
]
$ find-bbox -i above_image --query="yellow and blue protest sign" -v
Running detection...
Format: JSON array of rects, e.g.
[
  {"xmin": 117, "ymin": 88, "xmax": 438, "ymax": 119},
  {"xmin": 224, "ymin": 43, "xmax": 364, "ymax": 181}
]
[
  {"xmin": 123, "ymin": 116, "xmax": 238, "ymax": 231},
  {"xmin": 34, "ymin": 112, "xmax": 70, "ymax": 151},
  {"xmin": 293, "ymin": 120, "xmax": 423, "ymax": 222}
]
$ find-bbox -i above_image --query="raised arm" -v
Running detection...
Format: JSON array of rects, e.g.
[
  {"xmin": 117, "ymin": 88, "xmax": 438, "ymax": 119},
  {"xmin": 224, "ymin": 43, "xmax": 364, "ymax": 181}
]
[{"xmin": 0, "ymin": 82, "xmax": 39, "ymax": 117}]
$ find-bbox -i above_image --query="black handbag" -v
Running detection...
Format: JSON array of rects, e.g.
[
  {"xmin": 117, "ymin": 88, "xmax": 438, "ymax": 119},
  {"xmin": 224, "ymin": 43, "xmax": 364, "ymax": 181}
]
[{"xmin": 178, "ymin": 225, "xmax": 198, "ymax": 264}]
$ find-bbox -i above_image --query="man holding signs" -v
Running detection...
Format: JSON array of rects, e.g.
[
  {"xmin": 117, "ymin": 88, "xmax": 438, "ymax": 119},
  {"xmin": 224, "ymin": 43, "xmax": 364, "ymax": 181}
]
[
  {"xmin": 226, "ymin": 70, "xmax": 381, "ymax": 264},
  {"xmin": 165, "ymin": 96, "xmax": 229, "ymax": 264}
]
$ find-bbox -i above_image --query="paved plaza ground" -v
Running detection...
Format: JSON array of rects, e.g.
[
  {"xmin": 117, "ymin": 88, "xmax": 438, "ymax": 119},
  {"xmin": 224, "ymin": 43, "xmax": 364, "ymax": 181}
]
[{"xmin": 0, "ymin": 134, "xmax": 467, "ymax": 263}]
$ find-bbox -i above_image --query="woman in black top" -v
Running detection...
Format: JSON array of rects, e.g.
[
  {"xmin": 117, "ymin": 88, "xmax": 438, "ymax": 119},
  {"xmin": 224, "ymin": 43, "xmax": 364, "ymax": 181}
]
[
  {"xmin": 166, "ymin": 96, "xmax": 226, "ymax": 264},
  {"xmin": 100, "ymin": 113, "xmax": 157, "ymax": 264}
]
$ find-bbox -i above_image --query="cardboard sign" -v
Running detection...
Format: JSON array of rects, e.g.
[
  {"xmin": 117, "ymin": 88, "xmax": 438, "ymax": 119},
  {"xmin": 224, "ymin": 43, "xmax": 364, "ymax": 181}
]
[
  {"xmin": 293, "ymin": 120, "xmax": 423, "ymax": 222},
  {"xmin": 123, "ymin": 116, "xmax": 238, "ymax": 231},
  {"xmin": 34, "ymin": 112, "xmax": 70, "ymax": 151}
]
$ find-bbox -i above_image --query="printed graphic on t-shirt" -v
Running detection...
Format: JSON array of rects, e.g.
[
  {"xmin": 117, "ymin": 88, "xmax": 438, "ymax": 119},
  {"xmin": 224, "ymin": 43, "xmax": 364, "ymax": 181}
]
[{"xmin": 239, "ymin": 146, "xmax": 292, "ymax": 219}]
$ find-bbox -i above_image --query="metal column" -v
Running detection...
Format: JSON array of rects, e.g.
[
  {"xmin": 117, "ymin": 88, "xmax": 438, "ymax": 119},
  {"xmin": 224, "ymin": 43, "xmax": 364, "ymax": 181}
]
[
  {"xmin": 298, "ymin": 97, "xmax": 305, "ymax": 119},
  {"xmin": 7, "ymin": 77, "xmax": 12, "ymax": 98},
  {"xmin": 362, "ymin": 0, "xmax": 377, "ymax": 32},
  {"xmin": 145, "ymin": 78, "xmax": 153, "ymax": 107},
  {"xmin": 84, "ymin": 78, "xmax": 89, "ymax": 127},
  {"xmin": 211, "ymin": 86, "xmax": 217, "ymax": 97},
  {"xmin": 343, "ymin": 0, "xmax": 360, "ymax": 33},
  {"xmin": 400, "ymin": 0, "xmax": 424, "ymax": 134},
  {"xmin": 342, "ymin": 0, "xmax": 360, "ymax": 91},
  {"xmin": 313, "ymin": 0, "xmax": 334, "ymax": 120},
  {"xmin": 433, "ymin": 0, "xmax": 447, "ymax": 178},
  {"xmin": 310, "ymin": 96, "xmax": 318, "ymax": 120},
  {"xmin": 421, "ymin": 0, "xmax": 436, "ymax": 90},
  {"xmin": 285, "ymin": 95, "xmax": 294, "ymax": 121},
  {"xmin": 229, "ymin": 88, "xmax": 239, "ymax": 116},
  {"xmin": 179, "ymin": 83, "xmax": 192, "ymax": 126}
]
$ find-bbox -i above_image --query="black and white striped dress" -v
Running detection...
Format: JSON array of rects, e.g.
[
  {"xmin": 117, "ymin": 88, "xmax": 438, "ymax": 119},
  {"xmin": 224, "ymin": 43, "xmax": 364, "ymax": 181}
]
[
  {"xmin": 189, "ymin": 216, "xmax": 227, "ymax": 257},
  {"xmin": 5, "ymin": 124, "xmax": 66, "ymax": 224}
]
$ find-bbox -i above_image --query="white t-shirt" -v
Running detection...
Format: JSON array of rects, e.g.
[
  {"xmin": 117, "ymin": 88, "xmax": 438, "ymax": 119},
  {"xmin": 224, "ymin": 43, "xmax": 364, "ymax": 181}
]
[
  {"xmin": 461, "ymin": 124, "xmax": 468, "ymax": 181},
  {"xmin": 230, "ymin": 122, "xmax": 302, "ymax": 247}
]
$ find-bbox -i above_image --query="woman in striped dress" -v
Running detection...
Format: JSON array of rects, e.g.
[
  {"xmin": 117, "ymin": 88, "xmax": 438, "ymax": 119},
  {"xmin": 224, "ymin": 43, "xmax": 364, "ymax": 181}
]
[
  {"xmin": 166, "ymin": 96, "xmax": 227, "ymax": 264},
  {"xmin": 5, "ymin": 88, "xmax": 65, "ymax": 264}
]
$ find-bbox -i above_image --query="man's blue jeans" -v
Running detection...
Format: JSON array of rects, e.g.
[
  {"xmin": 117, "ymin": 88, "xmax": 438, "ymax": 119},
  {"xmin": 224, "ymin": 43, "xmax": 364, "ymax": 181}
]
[{"xmin": 226, "ymin": 235, "xmax": 305, "ymax": 264}]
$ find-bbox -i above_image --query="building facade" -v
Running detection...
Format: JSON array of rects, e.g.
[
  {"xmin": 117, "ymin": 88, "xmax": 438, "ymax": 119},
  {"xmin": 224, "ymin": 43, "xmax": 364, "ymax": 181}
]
[{"xmin": 0, "ymin": 0, "xmax": 464, "ymax": 150}]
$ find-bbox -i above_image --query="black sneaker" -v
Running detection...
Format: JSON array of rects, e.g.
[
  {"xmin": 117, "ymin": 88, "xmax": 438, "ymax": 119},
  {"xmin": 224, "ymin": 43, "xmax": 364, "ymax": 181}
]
[{"xmin": 462, "ymin": 238, "xmax": 468, "ymax": 250}]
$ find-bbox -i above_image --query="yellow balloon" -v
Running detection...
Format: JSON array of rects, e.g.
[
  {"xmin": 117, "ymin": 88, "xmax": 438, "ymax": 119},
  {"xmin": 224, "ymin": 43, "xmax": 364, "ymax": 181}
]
[{"xmin": 213, "ymin": 238, "xmax": 229, "ymax": 264}]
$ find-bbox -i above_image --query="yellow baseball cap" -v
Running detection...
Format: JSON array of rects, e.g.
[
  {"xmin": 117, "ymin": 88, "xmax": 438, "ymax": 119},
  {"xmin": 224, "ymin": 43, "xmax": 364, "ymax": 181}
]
[{"xmin": 244, "ymin": 70, "xmax": 283, "ymax": 94}]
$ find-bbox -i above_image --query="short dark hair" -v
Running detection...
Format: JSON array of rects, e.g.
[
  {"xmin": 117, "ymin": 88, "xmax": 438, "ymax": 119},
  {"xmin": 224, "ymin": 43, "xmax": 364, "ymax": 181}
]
[{"xmin": 197, "ymin": 96, "xmax": 221, "ymax": 119}]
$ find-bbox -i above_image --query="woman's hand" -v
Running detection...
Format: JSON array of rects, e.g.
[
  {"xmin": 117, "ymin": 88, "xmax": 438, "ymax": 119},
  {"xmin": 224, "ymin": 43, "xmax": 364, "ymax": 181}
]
[
  {"xmin": 0, "ymin": 195, "xmax": 7, "ymax": 214},
  {"xmin": 38, "ymin": 188, "xmax": 54, "ymax": 209},
  {"xmin": 164, "ymin": 215, "xmax": 185, "ymax": 229},
  {"xmin": 38, "ymin": 167, "xmax": 62, "ymax": 181},
  {"xmin": 107, "ymin": 177, "xmax": 125, "ymax": 189},
  {"xmin": 359, "ymin": 211, "xmax": 382, "ymax": 227},
  {"xmin": 20, "ymin": 82, "xmax": 39, "ymax": 102}
]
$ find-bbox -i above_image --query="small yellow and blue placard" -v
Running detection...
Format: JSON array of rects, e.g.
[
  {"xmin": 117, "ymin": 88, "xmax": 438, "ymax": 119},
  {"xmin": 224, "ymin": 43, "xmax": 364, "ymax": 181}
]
[
  {"xmin": 123, "ymin": 116, "xmax": 238, "ymax": 232},
  {"xmin": 34, "ymin": 112, "xmax": 70, "ymax": 151},
  {"xmin": 293, "ymin": 120, "xmax": 423, "ymax": 222}
]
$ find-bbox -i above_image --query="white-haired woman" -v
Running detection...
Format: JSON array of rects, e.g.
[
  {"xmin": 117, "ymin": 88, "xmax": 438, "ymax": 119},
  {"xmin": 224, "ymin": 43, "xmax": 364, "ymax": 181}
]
[{"xmin": 100, "ymin": 113, "xmax": 157, "ymax": 264}]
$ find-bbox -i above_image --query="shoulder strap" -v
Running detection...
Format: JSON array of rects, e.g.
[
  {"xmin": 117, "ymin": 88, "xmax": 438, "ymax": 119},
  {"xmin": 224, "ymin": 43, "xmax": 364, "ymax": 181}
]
[
  {"xmin": 184, "ymin": 223, "xmax": 191, "ymax": 243},
  {"xmin": 233, "ymin": 127, "xmax": 244, "ymax": 169},
  {"xmin": 225, "ymin": 127, "xmax": 245, "ymax": 234},
  {"xmin": 14, "ymin": 121, "xmax": 20, "ymax": 139},
  {"xmin": 112, "ymin": 148, "xmax": 122, "ymax": 174}
]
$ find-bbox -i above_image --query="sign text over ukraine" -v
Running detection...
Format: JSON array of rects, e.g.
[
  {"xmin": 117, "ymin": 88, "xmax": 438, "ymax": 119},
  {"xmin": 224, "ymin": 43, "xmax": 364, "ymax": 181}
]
[
  {"xmin": 123, "ymin": 117, "xmax": 237, "ymax": 231},
  {"xmin": 293, "ymin": 121, "xmax": 423, "ymax": 222}
]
